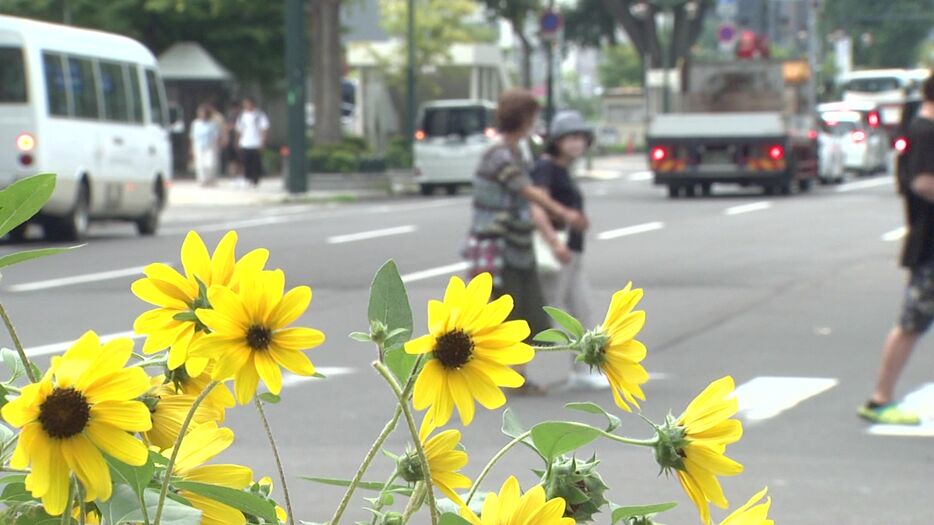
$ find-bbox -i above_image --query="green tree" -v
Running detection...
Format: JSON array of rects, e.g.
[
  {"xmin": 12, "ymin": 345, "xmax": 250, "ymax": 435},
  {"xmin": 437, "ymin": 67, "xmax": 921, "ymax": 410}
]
[
  {"xmin": 479, "ymin": 0, "xmax": 542, "ymax": 88},
  {"xmin": 0, "ymin": 0, "xmax": 285, "ymax": 85},
  {"xmin": 821, "ymin": 0, "xmax": 933, "ymax": 69},
  {"xmin": 598, "ymin": 43, "xmax": 643, "ymax": 88}
]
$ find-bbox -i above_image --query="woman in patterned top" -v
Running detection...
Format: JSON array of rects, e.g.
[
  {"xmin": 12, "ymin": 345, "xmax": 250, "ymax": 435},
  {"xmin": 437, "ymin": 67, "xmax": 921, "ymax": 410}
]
[{"xmin": 468, "ymin": 88, "xmax": 589, "ymax": 394}]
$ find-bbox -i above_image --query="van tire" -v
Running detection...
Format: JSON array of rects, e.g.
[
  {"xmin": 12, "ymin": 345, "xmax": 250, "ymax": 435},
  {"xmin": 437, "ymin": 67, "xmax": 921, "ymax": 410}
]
[
  {"xmin": 48, "ymin": 181, "xmax": 90, "ymax": 241},
  {"xmin": 419, "ymin": 184, "xmax": 435, "ymax": 196},
  {"xmin": 445, "ymin": 184, "xmax": 458, "ymax": 196},
  {"xmin": 8, "ymin": 223, "xmax": 28, "ymax": 243},
  {"xmin": 136, "ymin": 179, "xmax": 165, "ymax": 236}
]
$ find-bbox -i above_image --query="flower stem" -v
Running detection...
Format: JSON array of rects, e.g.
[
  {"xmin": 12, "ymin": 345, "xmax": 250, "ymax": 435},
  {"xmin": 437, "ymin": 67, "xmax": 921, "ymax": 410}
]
[
  {"xmin": 330, "ymin": 405, "xmax": 402, "ymax": 525},
  {"xmin": 373, "ymin": 362, "xmax": 439, "ymax": 525},
  {"xmin": 464, "ymin": 430, "xmax": 531, "ymax": 506},
  {"xmin": 530, "ymin": 344, "xmax": 575, "ymax": 353},
  {"xmin": 61, "ymin": 478, "xmax": 74, "ymax": 525},
  {"xmin": 599, "ymin": 431, "xmax": 658, "ymax": 448},
  {"xmin": 400, "ymin": 481, "xmax": 427, "ymax": 523},
  {"xmin": 153, "ymin": 380, "xmax": 218, "ymax": 525},
  {"xmin": 0, "ymin": 301, "xmax": 37, "ymax": 383},
  {"xmin": 77, "ymin": 481, "xmax": 86, "ymax": 525},
  {"xmin": 254, "ymin": 397, "xmax": 296, "ymax": 525}
]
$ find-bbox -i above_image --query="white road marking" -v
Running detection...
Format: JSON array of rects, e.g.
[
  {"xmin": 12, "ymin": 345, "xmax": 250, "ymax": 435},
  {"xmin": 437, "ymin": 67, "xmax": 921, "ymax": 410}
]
[
  {"xmin": 835, "ymin": 177, "xmax": 893, "ymax": 193},
  {"xmin": 401, "ymin": 262, "xmax": 470, "ymax": 283},
  {"xmin": 867, "ymin": 383, "xmax": 934, "ymax": 437},
  {"xmin": 597, "ymin": 221, "xmax": 665, "ymax": 241},
  {"xmin": 281, "ymin": 367, "xmax": 356, "ymax": 388},
  {"xmin": 724, "ymin": 201, "xmax": 772, "ymax": 216},
  {"xmin": 327, "ymin": 225, "xmax": 416, "ymax": 244},
  {"xmin": 733, "ymin": 376, "xmax": 838, "ymax": 422},
  {"xmin": 26, "ymin": 331, "xmax": 142, "ymax": 357},
  {"xmin": 161, "ymin": 215, "xmax": 296, "ymax": 235},
  {"xmin": 882, "ymin": 226, "xmax": 907, "ymax": 242},
  {"xmin": 628, "ymin": 170, "xmax": 653, "ymax": 181},
  {"xmin": 7, "ymin": 265, "xmax": 152, "ymax": 293}
]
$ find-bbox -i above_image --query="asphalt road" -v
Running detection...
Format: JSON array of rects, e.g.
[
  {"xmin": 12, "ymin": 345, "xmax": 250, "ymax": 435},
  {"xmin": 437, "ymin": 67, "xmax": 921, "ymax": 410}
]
[{"xmin": 1, "ymin": 160, "xmax": 932, "ymax": 525}]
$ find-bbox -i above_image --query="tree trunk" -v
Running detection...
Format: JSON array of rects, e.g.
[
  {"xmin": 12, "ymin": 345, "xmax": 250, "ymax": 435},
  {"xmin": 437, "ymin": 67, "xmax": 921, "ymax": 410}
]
[
  {"xmin": 601, "ymin": 0, "xmax": 661, "ymax": 71},
  {"xmin": 310, "ymin": 0, "xmax": 342, "ymax": 146},
  {"xmin": 515, "ymin": 26, "xmax": 533, "ymax": 89}
]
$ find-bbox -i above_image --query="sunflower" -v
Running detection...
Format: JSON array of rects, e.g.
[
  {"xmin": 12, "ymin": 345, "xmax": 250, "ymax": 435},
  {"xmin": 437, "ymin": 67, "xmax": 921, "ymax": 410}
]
[
  {"xmin": 405, "ymin": 273, "xmax": 534, "ymax": 431},
  {"xmin": 583, "ymin": 283, "xmax": 649, "ymax": 411},
  {"xmin": 132, "ymin": 230, "xmax": 269, "ymax": 375},
  {"xmin": 169, "ymin": 362, "xmax": 236, "ymax": 417},
  {"xmin": 418, "ymin": 429, "xmax": 471, "ymax": 505},
  {"xmin": 461, "ymin": 476, "xmax": 574, "ymax": 525},
  {"xmin": 720, "ymin": 488, "xmax": 773, "ymax": 525},
  {"xmin": 143, "ymin": 376, "xmax": 226, "ymax": 450},
  {"xmin": 191, "ymin": 268, "xmax": 325, "ymax": 404},
  {"xmin": 258, "ymin": 476, "xmax": 289, "ymax": 523},
  {"xmin": 164, "ymin": 422, "xmax": 253, "ymax": 525},
  {"xmin": 669, "ymin": 376, "xmax": 745, "ymax": 525},
  {"xmin": 1, "ymin": 331, "xmax": 152, "ymax": 515}
]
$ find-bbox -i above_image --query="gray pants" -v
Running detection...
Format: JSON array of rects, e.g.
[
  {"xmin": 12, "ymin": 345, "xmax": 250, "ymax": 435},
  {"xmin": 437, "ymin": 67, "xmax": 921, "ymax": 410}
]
[{"xmin": 539, "ymin": 252, "xmax": 594, "ymax": 373}]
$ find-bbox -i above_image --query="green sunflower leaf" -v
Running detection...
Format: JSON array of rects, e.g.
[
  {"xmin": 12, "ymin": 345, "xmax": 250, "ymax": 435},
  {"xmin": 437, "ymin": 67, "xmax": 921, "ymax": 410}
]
[
  {"xmin": 105, "ymin": 453, "xmax": 156, "ymax": 502},
  {"xmin": 439, "ymin": 513, "xmax": 474, "ymax": 525},
  {"xmin": 533, "ymin": 328, "xmax": 571, "ymax": 344},
  {"xmin": 1, "ymin": 347, "xmax": 26, "ymax": 383},
  {"xmin": 300, "ymin": 476, "xmax": 413, "ymax": 495},
  {"xmin": 566, "ymin": 402, "xmax": 622, "ymax": 433},
  {"xmin": 530, "ymin": 421, "xmax": 603, "ymax": 461},
  {"xmin": 501, "ymin": 408, "xmax": 543, "ymax": 459},
  {"xmin": 368, "ymin": 260, "xmax": 415, "ymax": 384},
  {"xmin": 543, "ymin": 307, "xmax": 585, "ymax": 339},
  {"xmin": 610, "ymin": 502, "xmax": 678, "ymax": 523},
  {"xmin": 0, "ymin": 173, "xmax": 55, "ymax": 238},
  {"xmin": 97, "ymin": 485, "xmax": 201, "ymax": 525},
  {"xmin": 0, "ymin": 246, "xmax": 81, "ymax": 271},
  {"xmin": 258, "ymin": 392, "xmax": 281, "ymax": 404},
  {"xmin": 173, "ymin": 480, "xmax": 277, "ymax": 522}
]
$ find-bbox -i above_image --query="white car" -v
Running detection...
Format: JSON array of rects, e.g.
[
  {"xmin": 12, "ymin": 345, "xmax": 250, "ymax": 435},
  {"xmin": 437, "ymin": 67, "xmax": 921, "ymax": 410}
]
[
  {"xmin": 413, "ymin": 100, "xmax": 497, "ymax": 195},
  {"xmin": 0, "ymin": 15, "xmax": 171, "ymax": 241},
  {"xmin": 817, "ymin": 102, "xmax": 888, "ymax": 176}
]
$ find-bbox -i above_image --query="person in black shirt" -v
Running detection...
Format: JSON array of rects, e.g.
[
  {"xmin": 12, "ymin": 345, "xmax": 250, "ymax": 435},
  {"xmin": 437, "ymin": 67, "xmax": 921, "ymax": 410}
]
[
  {"xmin": 531, "ymin": 111, "xmax": 609, "ymax": 390},
  {"xmin": 860, "ymin": 72, "xmax": 934, "ymax": 425}
]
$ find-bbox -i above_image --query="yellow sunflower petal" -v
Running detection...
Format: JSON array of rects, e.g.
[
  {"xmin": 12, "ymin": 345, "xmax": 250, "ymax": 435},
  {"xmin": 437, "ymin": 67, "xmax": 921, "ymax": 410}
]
[
  {"xmin": 210, "ymin": 231, "xmax": 239, "ymax": 286},
  {"xmin": 677, "ymin": 470, "xmax": 712, "ymax": 525},
  {"xmin": 183, "ymin": 464, "xmax": 253, "ymax": 489},
  {"xmin": 272, "ymin": 327, "xmax": 325, "ymax": 351},
  {"xmin": 89, "ymin": 400, "xmax": 152, "ymax": 432},
  {"xmin": 269, "ymin": 345, "xmax": 315, "ymax": 376},
  {"xmin": 82, "ymin": 368, "xmax": 151, "ymax": 404},
  {"xmin": 266, "ymin": 286, "xmax": 311, "ymax": 330},
  {"xmin": 60, "ymin": 434, "xmax": 111, "ymax": 503},
  {"xmin": 235, "ymin": 363, "xmax": 262, "ymax": 405},
  {"xmin": 253, "ymin": 351, "xmax": 283, "ymax": 395},
  {"xmin": 85, "ymin": 422, "xmax": 148, "ymax": 466},
  {"xmin": 405, "ymin": 334, "xmax": 436, "ymax": 355},
  {"xmin": 181, "ymin": 231, "xmax": 212, "ymax": 283}
]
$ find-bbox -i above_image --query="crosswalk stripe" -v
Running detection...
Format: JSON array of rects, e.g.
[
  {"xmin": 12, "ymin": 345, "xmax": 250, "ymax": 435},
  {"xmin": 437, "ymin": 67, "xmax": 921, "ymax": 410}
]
[{"xmin": 733, "ymin": 376, "xmax": 838, "ymax": 422}]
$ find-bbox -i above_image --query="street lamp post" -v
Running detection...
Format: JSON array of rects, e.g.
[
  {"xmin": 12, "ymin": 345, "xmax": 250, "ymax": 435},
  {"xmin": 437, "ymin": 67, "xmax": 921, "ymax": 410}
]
[{"xmin": 406, "ymin": 0, "xmax": 416, "ymax": 147}]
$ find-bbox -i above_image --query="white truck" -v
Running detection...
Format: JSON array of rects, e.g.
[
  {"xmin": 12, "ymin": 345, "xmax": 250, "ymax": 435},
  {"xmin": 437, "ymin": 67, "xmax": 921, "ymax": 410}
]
[{"xmin": 648, "ymin": 60, "xmax": 819, "ymax": 197}]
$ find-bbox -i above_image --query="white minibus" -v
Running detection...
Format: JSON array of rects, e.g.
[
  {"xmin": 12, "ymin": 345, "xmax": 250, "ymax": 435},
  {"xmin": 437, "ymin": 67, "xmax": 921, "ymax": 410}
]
[{"xmin": 0, "ymin": 15, "xmax": 171, "ymax": 240}]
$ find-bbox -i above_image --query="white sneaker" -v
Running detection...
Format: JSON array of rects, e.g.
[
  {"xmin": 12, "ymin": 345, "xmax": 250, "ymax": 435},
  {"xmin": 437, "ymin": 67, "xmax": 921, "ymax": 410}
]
[{"xmin": 564, "ymin": 371, "xmax": 611, "ymax": 391}]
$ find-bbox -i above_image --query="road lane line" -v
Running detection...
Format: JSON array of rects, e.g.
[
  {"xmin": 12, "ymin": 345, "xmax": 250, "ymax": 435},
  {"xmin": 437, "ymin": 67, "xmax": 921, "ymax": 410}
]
[
  {"xmin": 7, "ymin": 265, "xmax": 153, "ymax": 293},
  {"xmin": 25, "ymin": 331, "xmax": 142, "ymax": 357},
  {"xmin": 882, "ymin": 226, "xmax": 907, "ymax": 242},
  {"xmin": 597, "ymin": 222, "xmax": 664, "ymax": 241},
  {"xmin": 724, "ymin": 201, "xmax": 772, "ymax": 216},
  {"xmin": 327, "ymin": 225, "xmax": 416, "ymax": 244},
  {"xmin": 835, "ymin": 177, "xmax": 893, "ymax": 193},
  {"xmin": 402, "ymin": 262, "xmax": 470, "ymax": 283},
  {"xmin": 280, "ymin": 367, "xmax": 355, "ymax": 389},
  {"xmin": 867, "ymin": 383, "xmax": 934, "ymax": 437},
  {"xmin": 628, "ymin": 170, "xmax": 653, "ymax": 181},
  {"xmin": 733, "ymin": 376, "xmax": 838, "ymax": 422}
]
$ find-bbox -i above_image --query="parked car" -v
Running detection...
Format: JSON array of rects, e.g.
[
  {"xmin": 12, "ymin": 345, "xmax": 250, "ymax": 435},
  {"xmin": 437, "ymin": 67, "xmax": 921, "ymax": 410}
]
[
  {"xmin": 817, "ymin": 101, "xmax": 889, "ymax": 176},
  {"xmin": 413, "ymin": 99, "xmax": 496, "ymax": 195}
]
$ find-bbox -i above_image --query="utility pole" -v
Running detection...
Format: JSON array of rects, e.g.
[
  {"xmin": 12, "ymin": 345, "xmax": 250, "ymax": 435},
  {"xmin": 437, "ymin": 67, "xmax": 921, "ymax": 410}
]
[
  {"xmin": 806, "ymin": 0, "xmax": 820, "ymax": 108},
  {"xmin": 285, "ymin": 0, "xmax": 307, "ymax": 193},
  {"xmin": 406, "ymin": 0, "xmax": 417, "ymax": 145}
]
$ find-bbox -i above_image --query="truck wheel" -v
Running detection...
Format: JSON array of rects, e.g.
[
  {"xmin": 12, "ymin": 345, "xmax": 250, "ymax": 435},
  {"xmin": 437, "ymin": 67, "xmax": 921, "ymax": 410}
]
[
  {"xmin": 667, "ymin": 185, "xmax": 680, "ymax": 198},
  {"xmin": 684, "ymin": 184, "xmax": 697, "ymax": 198},
  {"xmin": 419, "ymin": 184, "xmax": 435, "ymax": 196},
  {"xmin": 797, "ymin": 179, "xmax": 813, "ymax": 193},
  {"xmin": 701, "ymin": 183, "xmax": 712, "ymax": 196}
]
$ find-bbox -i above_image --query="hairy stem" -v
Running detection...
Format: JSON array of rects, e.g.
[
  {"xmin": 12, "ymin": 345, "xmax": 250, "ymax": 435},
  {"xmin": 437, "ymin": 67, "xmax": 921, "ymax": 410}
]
[
  {"xmin": 465, "ymin": 431, "xmax": 531, "ymax": 505},
  {"xmin": 255, "ymin": 397, "xmax": 296, "ymax": 525},
  {"xmin": 0, "ymin": 302, "xmax": 37, "ymax": 383}
]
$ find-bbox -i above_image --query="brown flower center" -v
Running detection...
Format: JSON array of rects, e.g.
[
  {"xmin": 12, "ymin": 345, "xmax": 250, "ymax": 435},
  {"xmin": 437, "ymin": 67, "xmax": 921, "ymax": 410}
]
[
  {"xmin": 246, "ymin": 325, "xmax": 273, "ymax": 351},
  {"xmin": 433, "ymin": 330, "xmax": 474, "ymax": 369},
  {"xmin": 38, "ymin": 387, "xmax": 91, "ymax": 439}
]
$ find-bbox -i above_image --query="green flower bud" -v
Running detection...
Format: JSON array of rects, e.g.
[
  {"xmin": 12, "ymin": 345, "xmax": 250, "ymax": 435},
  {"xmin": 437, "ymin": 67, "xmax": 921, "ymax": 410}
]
[
  {"xmin": 369, "ymin": 320, "xmax": 390, "ymax": 346},
  {"xmin": 543, "ymin": 455, "xmax": 609, "ymax": 522},
  {"xmin": 380, "ymin": 511, "xmax": 405, "ymax": 525},
  {"xmin": 653, "ymin": 414, "xmax": 689, "ymax": 474},
  {"xmin": 577, "ymin": 329, "xmax": 611, "ymax": 369},
  {"xmin": 397, "ymin": 449, "xmax": 424, "ymax": 484}
]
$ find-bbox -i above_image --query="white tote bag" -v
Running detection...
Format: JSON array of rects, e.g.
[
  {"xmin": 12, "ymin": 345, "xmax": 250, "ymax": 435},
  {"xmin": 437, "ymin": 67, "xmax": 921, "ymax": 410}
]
[{"xmin": 533, "ymin": 230, "xmax": 568, "ymax": 274}]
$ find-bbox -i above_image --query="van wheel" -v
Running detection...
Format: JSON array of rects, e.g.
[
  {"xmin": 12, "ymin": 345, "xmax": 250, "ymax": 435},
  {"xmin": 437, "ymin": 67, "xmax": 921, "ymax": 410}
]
[
  {"xmin": 8, "ymin": 223, "xmax": 28, "ymax": 243},
  {"xmin": 49, "ymin": 182, "xmax": 90, "ymax": 241},
  {"xmin": 701, "ymin": 183, "xmax": 713, "ymax": 196},
  {"xmin": 419, "ymin": 184, "xmax": 435, "ymax": 196},
  {"xmin": 445, "ymin": 184, "xmax": 458, "ymax": 196},
  {"xmin": 136, "ymin": 180, "xmax": 164, "ymax": 236}
]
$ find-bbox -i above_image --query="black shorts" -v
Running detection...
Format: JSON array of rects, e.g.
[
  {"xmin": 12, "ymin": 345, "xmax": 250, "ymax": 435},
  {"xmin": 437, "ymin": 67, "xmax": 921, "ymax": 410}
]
[
  {"xmin": 241, "ymin": 148, "xmax": 263, "ymax": 183},
  {"xmin": 899, "ymin": 259, "xmax": 934, "ymax": 333}
]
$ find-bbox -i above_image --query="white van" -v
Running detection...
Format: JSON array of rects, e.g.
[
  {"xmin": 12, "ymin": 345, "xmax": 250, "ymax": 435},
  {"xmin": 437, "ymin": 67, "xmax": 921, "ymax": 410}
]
[
  {"xmin": 838, "ymin": 69, "xmax": 911, "ymax": 132},
  {"xmin": 413, "ymin": 100, "xmax": 497, "ymax": 195},
  {"xmin": 0, "ymin": 15, "xmax": 171, "ymax": 241}
]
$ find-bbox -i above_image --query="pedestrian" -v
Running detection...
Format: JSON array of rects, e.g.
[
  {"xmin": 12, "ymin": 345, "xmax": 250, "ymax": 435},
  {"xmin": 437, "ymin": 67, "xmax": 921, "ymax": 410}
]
[
  {"xmin": 189, "ymin": 103, "xmax": 220, "ymax": 187},
  {"xmin": 859, "ymin": 73, "xmax": 934, "ymax": 425},
  {"xmin": 466, "ymin": 88, "xmax": 589, "ymax": 395},
  {"xmin": 223, "ymin": 100, "xmax": 242, "ymax": 177},
  {"xmin": 235, "ymin": 96, "xmax": 269, "ymax": 187},
  {"xmin": 530, "ymin": 110, "xmax": 609, "ymax": 391}
]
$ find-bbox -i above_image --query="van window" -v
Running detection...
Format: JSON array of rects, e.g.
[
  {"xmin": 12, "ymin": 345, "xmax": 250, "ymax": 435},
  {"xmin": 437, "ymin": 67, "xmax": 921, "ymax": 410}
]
[
  {"xmin": 42, "ymin": 53, "xmax": 69, "ymax": 116},
  {"xmin": 98, "ymin": 61, "xmax": 131, "ymax": 122},
  {"xmin": 844, "ymin": 77, "xmax": 902, "ymax": 93},
  {"xmin": 422, "ymin": 106, "xmax": 488, "ymax": 138},
  {"xmin": 68, "ymin": 57, "xmax": 99, "ymax": 119},
  {"xmin": 0, "ymin": 47, "xmax": 27, "ymax": 103},
  {"xmin": 127, "ymin": 66, "xmax": 144, "ymax": 123},
  {"xmin": 145, "ymin": 69, "xmax": 166, "ymax": 127}
]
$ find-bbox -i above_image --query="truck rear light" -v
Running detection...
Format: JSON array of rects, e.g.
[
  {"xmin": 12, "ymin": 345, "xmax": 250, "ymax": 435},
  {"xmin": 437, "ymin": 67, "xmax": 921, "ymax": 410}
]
[
  {"xmin": 807, "ymin": 129, "xmax": 818, "ymax": 140},
  {"xmin": 850, "ymin": 130, "xmax": 867, "ymax": 143},
  {"xmin": 19, "ymin": 153, "xmax": 33, "ymax": 166},
  {"xmin": 867, "ymin": 111, "xmax": 880, "ymax": 128},
  {"xmin": 650, "ymin": 146, "xmax": 667, "ymax": 162},
  {"xmin": 16, "ymin": 133, "xmax": 35, "ymax": 152},
  {"xmin": 414, "ymin": 130, "xmax": 426, "ymax": 141},
  {"xmin": 767, "ymin": 145, "xmax": 784, "ymax": 160},
  {"xmin": 894, "ymin": 136, "xmax": 908, "ymax": 153}
]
